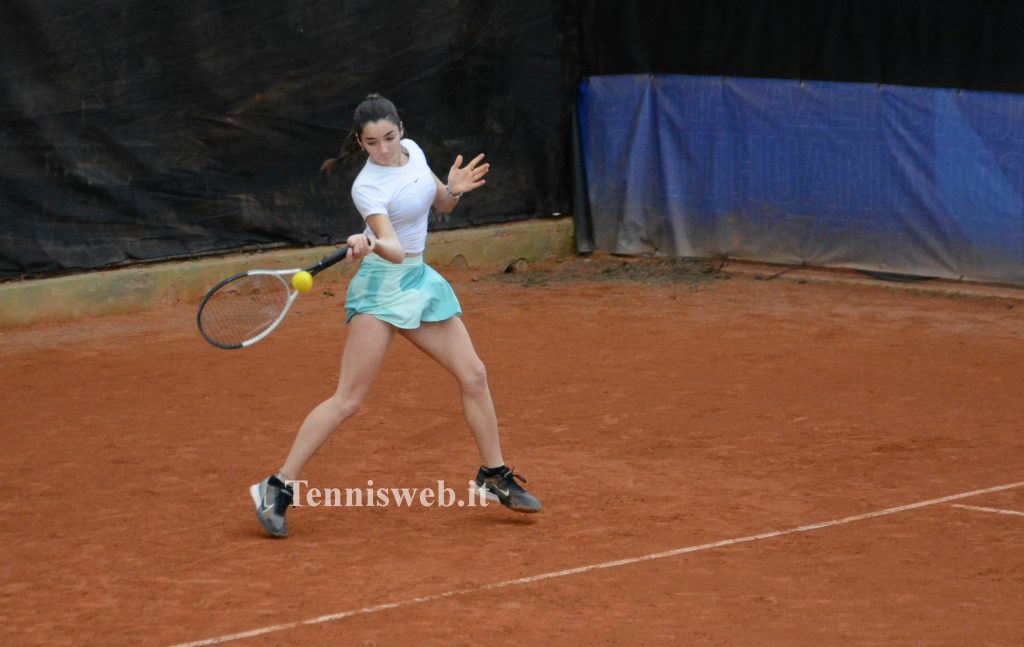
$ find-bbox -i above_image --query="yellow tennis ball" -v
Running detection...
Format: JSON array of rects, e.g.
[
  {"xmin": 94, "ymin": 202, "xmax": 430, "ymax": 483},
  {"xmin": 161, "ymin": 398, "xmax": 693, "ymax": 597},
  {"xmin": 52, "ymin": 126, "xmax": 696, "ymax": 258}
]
[{"xmin": 292, "ymin": 271, "xmax": 314, "ymax": 293}]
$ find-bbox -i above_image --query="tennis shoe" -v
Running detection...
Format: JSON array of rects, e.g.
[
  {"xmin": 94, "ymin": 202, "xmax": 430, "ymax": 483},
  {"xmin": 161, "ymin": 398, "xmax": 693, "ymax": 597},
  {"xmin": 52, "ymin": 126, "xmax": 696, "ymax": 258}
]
[
  {"xmin": 249, "ymin": 475, "xmax": 294, "ymax": 537},
  {"xmin": 474, "ymin": 466, "xmax": 541, "ymax": 513}
]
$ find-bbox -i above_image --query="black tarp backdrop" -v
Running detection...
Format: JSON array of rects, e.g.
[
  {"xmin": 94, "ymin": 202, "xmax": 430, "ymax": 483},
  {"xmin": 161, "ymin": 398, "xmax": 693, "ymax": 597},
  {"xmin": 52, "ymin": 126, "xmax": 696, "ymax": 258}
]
[
  {"xmin": 0, "ymin": 1, "xmax": 579, "ymax": 277},
  {"xmin": 2, "ymin": 0, "xmax": 1022, "ymax": 278},
  {"xmin": 576, "ymin": 0, "xmax": 1024, "ymax": 92}
]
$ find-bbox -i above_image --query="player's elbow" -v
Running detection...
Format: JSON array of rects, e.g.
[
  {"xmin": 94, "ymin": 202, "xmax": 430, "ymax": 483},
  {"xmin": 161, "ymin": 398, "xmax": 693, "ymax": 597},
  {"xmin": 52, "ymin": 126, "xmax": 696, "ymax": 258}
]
[{"xmin": 378, "ymin": 242, "xmax": 405, "ymax": 264}]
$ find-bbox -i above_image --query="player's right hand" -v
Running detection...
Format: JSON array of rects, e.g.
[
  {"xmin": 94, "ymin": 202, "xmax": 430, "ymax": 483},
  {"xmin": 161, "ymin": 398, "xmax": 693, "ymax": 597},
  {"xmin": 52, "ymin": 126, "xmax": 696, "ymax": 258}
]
[{"xmin": 346, "ymin": 233, "xmax": 375, "ymax": 260}]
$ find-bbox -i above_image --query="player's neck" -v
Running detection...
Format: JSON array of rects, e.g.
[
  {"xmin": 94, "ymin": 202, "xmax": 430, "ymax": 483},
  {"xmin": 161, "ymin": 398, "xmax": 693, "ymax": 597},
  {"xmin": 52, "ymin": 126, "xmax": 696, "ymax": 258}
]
[{"xmin": 370, "ymin": 148, "xmax": 408, "ymax": 168}]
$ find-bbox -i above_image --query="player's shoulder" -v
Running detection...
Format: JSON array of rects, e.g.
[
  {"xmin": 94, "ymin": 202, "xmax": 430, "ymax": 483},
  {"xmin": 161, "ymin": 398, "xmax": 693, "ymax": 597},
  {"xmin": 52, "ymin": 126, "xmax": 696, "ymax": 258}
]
[
  {"xmin": 402, "ymin": 138, "xmax": 426, "ymax": 161},
  {"xmin": 351, "ymin": 167, "xmax": 387, "ymax": 199},
  {"xmin": 353, "ymin": 158, "xmax": 385, "ymax": 185}
]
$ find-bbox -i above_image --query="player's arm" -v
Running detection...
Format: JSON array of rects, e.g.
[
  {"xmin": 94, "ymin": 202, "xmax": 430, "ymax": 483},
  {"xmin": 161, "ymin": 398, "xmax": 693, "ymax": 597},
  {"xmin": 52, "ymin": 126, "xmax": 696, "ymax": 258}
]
[
  {"xmin": 350, "ymin": 213, "xmax": 404, "ymax": 263},
  {"xmin": 432, "ymin": 173, "xmax": 460, "ymax": 214},
  {"xmin": 432, "ymin": 153, "xmax": 489, "ymax": 214}
]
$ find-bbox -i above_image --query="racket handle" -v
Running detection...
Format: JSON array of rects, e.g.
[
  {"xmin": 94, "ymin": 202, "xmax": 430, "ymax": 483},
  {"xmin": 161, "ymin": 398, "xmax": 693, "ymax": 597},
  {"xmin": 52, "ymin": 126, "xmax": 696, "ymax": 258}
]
[
  {"xmin": 308, "ymin": 238, "xmax": 376, "ymax": 276},
  {"xmin": 308, "ymin": 245, "xmax": 350, "ymax": 276}
]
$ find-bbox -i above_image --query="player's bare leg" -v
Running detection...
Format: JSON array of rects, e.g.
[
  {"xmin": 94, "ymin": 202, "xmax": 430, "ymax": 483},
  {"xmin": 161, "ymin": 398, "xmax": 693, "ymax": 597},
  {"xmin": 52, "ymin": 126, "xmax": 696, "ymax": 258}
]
[
  {"xmin": 251, "ymin": 314, "xmax": 394, "ymax": 537},
  {"xmin": 399, "ymin": 316, "xmax": 502, "ymax": 466},
  {"xmin": 281, "ymin": 313, "xmax": 395, "ymax": 477},
  {"xmin": 400, "ymin": 317, "xmax": 540, "ymax": 512}
]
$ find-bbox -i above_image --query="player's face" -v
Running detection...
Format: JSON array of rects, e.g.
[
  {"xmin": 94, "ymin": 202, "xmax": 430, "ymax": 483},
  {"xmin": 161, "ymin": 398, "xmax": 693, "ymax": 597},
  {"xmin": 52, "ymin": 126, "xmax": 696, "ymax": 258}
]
[{"xmin": 359, "ymin": 119, "xmax": 405, "ymax": 166}]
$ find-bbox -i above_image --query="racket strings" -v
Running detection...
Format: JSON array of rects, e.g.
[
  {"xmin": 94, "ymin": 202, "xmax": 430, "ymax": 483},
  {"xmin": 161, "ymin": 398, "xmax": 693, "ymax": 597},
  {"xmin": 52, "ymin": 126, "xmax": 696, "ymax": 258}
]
[{"xmin": 199, "ymin": 274, "xmax": 290, "ymax": 347}]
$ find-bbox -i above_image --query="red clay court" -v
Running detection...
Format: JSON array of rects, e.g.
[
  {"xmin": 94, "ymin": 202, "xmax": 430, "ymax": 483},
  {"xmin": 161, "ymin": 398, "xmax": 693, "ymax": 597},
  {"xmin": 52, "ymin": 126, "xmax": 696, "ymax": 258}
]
[{"xmin": 1, "ymin": 255, "xmax": 1022, "ymax": 645}]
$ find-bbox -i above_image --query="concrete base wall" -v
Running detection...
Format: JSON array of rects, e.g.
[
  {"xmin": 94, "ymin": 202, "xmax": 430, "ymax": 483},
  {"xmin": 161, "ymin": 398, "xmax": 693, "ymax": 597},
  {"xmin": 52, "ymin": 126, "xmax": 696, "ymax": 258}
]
[{"xmin": 0, "ymin": 218, "xmax": 574, "ymax": 328}]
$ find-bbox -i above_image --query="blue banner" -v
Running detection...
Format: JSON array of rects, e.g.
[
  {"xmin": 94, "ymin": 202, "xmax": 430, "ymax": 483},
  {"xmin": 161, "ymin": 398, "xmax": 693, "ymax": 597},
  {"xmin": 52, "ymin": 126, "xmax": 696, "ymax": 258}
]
[{"xmin": 579, "ymin": 75, "xmax": 1024, "ymax": 284}]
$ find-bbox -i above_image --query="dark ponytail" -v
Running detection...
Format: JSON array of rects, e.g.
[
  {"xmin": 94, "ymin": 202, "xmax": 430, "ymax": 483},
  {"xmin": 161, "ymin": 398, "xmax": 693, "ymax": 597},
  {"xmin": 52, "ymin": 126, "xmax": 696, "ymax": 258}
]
[{"xmin": 321, "ymin": 93, "xmax": 402, "ymax": 175}]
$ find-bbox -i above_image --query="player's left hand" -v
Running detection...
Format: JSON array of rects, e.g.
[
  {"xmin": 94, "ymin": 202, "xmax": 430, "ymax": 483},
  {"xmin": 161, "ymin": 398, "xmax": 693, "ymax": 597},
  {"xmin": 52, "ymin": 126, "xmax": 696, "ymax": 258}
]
[{"xmin": 446, "ymin": 153, "xmax": 489, "ymax": 196}]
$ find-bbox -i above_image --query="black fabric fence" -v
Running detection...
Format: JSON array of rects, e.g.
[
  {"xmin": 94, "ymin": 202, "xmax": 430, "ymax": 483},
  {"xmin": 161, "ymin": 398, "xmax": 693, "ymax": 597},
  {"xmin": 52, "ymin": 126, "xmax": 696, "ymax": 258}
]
[{"xmin": 0, "ymin": 1, "xmax": 578, "ymax": 277}]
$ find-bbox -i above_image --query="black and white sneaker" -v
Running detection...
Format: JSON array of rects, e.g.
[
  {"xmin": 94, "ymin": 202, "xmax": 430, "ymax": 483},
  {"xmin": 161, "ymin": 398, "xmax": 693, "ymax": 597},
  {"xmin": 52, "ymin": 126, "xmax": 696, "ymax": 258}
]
[
  {"xmin": 249, "ymin": 475, "xmax": 294, "ymax": 537},
  {"xmin": 474, "ymin": 466, "xmax": 541, "ymax": 513}
]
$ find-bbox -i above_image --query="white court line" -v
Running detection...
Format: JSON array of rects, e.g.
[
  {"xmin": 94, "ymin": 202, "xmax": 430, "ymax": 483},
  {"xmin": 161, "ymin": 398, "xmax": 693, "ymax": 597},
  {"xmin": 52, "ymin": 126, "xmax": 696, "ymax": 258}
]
[
  {"xmin": 171, "ymin": 480, "xmax": 1024, "ymax": 647},
  {"xmin": 950, "ymin": 503, "xmax": 1024, "ymax": 518}
]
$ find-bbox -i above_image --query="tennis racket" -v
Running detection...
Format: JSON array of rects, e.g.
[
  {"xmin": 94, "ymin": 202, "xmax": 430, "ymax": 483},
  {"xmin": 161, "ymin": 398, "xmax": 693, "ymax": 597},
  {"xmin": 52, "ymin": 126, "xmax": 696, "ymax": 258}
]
[{"xmin": 197, "ymin": 246, "xmax": 353, "ymax": 349}]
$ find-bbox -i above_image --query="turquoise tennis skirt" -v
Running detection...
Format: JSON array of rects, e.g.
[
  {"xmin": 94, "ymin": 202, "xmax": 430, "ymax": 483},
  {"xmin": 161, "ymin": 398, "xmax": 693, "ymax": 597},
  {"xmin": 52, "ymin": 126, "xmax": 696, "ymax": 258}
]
[{"xmin": 344, "ymin": 253, "xmax": 462, "ymax": 328}]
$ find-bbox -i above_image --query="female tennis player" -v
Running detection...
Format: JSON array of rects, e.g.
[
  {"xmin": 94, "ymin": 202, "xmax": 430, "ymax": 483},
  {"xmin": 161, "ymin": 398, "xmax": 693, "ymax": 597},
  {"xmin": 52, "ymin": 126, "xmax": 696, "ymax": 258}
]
[{"xmin": 250, "ymin": 94, "xmax": 541, "ymax": 537}]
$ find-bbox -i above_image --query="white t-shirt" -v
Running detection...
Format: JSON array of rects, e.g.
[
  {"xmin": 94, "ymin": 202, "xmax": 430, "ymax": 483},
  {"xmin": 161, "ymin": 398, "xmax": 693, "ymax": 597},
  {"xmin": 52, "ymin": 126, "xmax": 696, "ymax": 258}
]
[{"xmin": 350, "ymin": 139, "xmax": 436, "ymax": 255}]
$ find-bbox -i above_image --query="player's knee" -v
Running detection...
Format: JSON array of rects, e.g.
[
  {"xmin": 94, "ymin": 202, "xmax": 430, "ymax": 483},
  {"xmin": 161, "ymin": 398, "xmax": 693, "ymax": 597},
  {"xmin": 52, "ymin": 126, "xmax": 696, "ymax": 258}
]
[
  {"xmin": 458, "ymin": 360, "xmax": 488, "ymax": 395},
  {"xmin": 327, "ymin": 394, "xmax": 362, "ymax": 423}
]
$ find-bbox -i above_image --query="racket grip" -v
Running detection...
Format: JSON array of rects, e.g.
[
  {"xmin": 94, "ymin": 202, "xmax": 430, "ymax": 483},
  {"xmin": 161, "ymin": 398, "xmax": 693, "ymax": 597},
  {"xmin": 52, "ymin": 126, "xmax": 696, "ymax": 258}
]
[
  {"xmin": 309, "ymin": 238, "xmax": 377, "ymax": 275},
  {"xmin": 309, "ymin": 245, "xmax": 350, "ymax": 275}
]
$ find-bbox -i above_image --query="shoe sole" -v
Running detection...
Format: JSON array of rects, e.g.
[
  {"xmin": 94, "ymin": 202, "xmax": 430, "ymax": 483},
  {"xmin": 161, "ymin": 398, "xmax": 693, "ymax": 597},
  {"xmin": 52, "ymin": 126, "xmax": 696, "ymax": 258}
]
[{"xmin": 249, "ymin": 483, "xmax": 288, "ymax": 538}]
